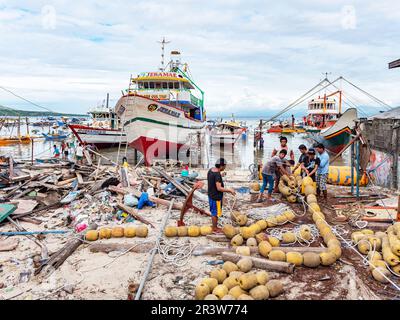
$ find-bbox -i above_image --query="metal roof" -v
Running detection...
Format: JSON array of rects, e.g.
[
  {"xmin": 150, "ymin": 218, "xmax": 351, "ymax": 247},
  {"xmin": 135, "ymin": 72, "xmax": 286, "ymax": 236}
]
[{"xmin": 369, "ymin": 106, "xmax": 400, "ymax": 120}]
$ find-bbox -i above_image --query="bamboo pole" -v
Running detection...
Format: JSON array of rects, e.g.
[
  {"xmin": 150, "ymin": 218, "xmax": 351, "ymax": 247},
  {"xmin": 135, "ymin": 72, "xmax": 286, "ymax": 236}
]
[{"xmin": 135, "ymin": 199, "xmax": 174, "ymax": 300}]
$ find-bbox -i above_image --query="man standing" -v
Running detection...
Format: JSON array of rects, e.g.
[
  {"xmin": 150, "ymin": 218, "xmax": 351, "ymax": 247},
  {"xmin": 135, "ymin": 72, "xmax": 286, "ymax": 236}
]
[
  {"xmin": 293, "ymin": 144, "xmax": 309, "ymax": 176},
  {"xmin": 257, "ymin": 150, "xmax": 289, "ymax": 203},
  {"xmin": 302, "ymin": 148, "xmax": 320, "ymax": 181},
  {"xmin": 75, "ymin": 143, "xmax": 84, "ymax": 165},
  {"xmin": 207, "ymin": 158, "xmax": 235, "ymax": 233},
  {"xmin": 315, "ymin": 143, "xmax": 329, "ymax": 200},
  {"xmin": 272, "ymin": 136, "xmax": 294, "ymax": 161},
  {"xmin": 53, "ymin": 144, "xmax": 60, "ymax": 158},
  {"xmin": 291, "ymin": 115, "xmax": 295, "ymax": 128}
]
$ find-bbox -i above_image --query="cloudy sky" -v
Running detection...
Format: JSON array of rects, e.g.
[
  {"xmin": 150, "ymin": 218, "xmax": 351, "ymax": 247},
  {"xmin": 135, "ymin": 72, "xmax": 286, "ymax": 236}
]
[{"xmin": 0, "ymin": 0, "xmax": 399, "ymax": 116}]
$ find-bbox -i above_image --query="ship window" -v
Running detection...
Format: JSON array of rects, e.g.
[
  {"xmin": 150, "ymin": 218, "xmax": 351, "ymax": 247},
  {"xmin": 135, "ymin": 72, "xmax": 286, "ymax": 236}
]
[
  {"xmin": 162, "ymin": 82, "xmax": 168, "ymax": 89},
  {"xmin": 144, "ymin": 82, "xmax": 149, "ymax": 89},
  {"xmin": 138, "ymin": 82, "xmax": 144, "ymax": 89},
  {"xmin": 169, "ymin": 82, "xmax": 174, "ymax": 89},
  {"xmin": 174, "ymin": 82, "xmax": 179, "ymax": 89},
  {"xmin": 155, "ymin": 82, "xmax": 161, "ymax": 89},
  {"xmin": 149, "ymin": 82, "xmax": 155, "ymax": 89}
]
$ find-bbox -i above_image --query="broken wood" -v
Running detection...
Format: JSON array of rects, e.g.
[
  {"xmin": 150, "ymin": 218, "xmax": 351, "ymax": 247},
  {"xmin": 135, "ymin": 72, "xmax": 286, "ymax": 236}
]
[
  {"xmin": 117, "ymin": 203, "xmax": 155, "ymax": 228},
  {"xmin": 89, "ymin": 242, "xmax": 155, "ymax": 254},
  {"xmin": 35, "ymin": 235, "xmax": 84, "ymax": 276},
  {"xmin": 56, "ymin": 177, "xmax": 77, "ymax": 186},
  {"xmin": 206, "ymin": 234, "xmax": 230, "ymax": 242},
  {"xmin": 0, "ymin": 238, "xmax": 19, "ymax": 251},
  {"xmin": 76, "ymin": 172, "xmax": 84, "ymax": 184},
  {"xmin": 193, "ymin": 245, "xmax": 327, "ymax": 256},
  {"xmin": 221, "ymin": 252, "xmax": 295, "ymax": 274}
]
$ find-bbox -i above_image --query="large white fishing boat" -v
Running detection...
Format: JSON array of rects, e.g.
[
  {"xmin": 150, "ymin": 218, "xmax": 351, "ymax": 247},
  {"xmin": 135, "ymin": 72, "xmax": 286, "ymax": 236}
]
[{"xmin": 115, "ymin": 44, "xmax": 205, "ymax": 165}]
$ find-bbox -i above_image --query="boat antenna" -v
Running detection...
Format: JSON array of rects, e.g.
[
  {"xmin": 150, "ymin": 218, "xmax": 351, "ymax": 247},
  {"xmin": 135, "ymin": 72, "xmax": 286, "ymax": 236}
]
[{"xmin": 157, "ymin": 37, "xmax": 170, "ymax": 71}]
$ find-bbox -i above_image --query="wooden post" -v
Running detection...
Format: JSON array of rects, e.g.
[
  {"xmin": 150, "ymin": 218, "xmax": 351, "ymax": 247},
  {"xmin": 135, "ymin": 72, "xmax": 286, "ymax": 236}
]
[
  {"xmin": 31, "ymin": 138, "xmax": 34, "ymax": 165},
  {"xmin": 397, "ymin": 194, "xmax": 400, "ymax": 221}
]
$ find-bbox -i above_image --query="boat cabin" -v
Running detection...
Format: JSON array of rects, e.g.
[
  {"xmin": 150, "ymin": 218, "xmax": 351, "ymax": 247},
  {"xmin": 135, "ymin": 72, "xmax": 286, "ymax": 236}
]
[
  {"xmin": 88, "ymin": 107, "xmax": 121, "ymax": 130},
  {"xmin": 129, "ymin": 71, "xmax": 204, "ymax": 121},
  {"xmin": 307, "ymin": 97, "xmax": 341, "ymax": 128}
]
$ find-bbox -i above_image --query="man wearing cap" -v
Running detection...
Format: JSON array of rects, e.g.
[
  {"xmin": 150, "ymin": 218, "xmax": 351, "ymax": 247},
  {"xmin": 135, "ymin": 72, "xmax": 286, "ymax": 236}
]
[
  {"xmin": 302, "ymin": 148, "xmax": 320, "ymax": 181},
  {"xmin": 293, "ymin": 144, "xmax": 309, "ymax": 176},
  {"xmin": 207, "ymin": 158, "xmax": 236, "ymax": 233},
  {"xmin": 315, "ymin": 143, "xmax": 329, "ymax": 200}
]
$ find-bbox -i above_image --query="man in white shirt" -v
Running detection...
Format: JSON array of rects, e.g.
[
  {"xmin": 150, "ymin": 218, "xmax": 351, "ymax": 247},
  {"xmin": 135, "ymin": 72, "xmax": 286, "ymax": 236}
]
[{"xmin": 75, "ymin": 143, "xmax": 84, "ymax": 165}]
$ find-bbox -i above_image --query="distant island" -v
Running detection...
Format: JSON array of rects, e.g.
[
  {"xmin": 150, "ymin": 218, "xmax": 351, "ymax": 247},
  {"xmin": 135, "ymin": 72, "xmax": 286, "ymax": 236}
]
[{"xmin": 0, "ymin": 106, "xmax": 89, "ymax": 117}]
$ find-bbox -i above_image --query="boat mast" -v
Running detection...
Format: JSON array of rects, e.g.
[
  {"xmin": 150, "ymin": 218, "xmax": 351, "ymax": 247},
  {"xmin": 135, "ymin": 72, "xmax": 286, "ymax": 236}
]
[{"xmin": 157, "ymin": 37, "xmax": 170, "ymax": 71}]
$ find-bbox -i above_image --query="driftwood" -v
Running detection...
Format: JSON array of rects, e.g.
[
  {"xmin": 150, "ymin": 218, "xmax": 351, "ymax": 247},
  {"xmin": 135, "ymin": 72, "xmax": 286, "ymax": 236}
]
[
  {"xmin": 35, "ymin": 235, "xmax": 84, "ymax": 276},
  {"xmin": 152, "ymin": 167, "xmax": 190, "ymax": 196},
  {"xmin": 221, "ymin": 252, "xmax": 295, "ymax": 274},
  {"xmin": 193, "ymin": 245, "xmax": 326, "ymax": 256},
  {"xmin": 89, "ymin": 242, "xmax": 155, "ymax": 254},
  {"xmin": 206, "ymin": 234, "xmax": 230, "ymax": 242},
  {"xmin": 117, "ymin": 203, "xmax": 155, "ymax": 228}
]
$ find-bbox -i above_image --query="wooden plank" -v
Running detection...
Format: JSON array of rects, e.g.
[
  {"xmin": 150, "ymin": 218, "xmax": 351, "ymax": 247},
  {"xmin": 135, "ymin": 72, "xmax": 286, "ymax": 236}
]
[
  {"xmin": 221, "ymin": 252, "xmax": 295, "ymax": 274},
  {"xmin": 89, "ymin": 242, "xmax": 155, "ymax": 254},
  {"xmin": 117, "ymin": 203, "xmax": 155, "ymax": 228},
  {"xmin": 76, "ymin": 172, "xmax": 84, "ymax": 184}
]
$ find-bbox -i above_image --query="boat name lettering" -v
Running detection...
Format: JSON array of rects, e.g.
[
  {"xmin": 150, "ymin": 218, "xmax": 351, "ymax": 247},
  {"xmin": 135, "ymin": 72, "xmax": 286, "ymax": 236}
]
[
  {"xmin": 142, "ymin": 72, "xmax": 177, "ymax": 78},
  {"xmin": 157, "ymin": 106, "xmax": 180, "ymax": 118}
]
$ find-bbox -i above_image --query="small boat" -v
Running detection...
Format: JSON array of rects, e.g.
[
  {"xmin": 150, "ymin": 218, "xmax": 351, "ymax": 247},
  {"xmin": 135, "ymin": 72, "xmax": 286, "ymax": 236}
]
[
  {"xmin": 267, "ymin": 125, "xmax": 283, "ymax": 133},
  {"xmin": 309, "ymin": 108, "xmax": 358, "ymax": 154},
  {"xmin": 281, "ymin": 126, "xmax": 306, "ymax": 134},
  {"xmin": 42, "ymin": 132, "xmax": 68, "ymax": 140},
  {"xmin": 210, "ymin": 121, "xmax": 246, "ymax": 146},
  {"xmin": 0, "ymin": 136, "xmax": 31, "ymax": 145}
]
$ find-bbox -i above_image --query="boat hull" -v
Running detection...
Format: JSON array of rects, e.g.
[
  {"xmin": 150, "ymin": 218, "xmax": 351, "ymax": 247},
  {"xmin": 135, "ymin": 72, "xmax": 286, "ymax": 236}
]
[
  {"xmin": 69, "ymin": 125, "xmax": 127, "ymax": 148},
  {"xmin": 310, "ymin": 127, "xmax": 352, "ymax": 154},
  {"xmin": 115, "ymin": 94, "xmax": 205, "ymax": 165}
]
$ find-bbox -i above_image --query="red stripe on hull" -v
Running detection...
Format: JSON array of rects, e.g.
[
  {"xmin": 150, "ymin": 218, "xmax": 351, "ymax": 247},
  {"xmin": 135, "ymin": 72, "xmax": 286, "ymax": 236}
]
[{"xmin": 130, "ymin": 136, "xmax": 185, "ymax": 166}]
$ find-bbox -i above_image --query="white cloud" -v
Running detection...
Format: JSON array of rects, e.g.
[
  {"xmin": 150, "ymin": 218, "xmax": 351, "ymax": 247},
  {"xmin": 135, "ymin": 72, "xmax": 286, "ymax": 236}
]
[{"xmin": 0, "ymin": 0, "xmax": 399, "ymax": 116}]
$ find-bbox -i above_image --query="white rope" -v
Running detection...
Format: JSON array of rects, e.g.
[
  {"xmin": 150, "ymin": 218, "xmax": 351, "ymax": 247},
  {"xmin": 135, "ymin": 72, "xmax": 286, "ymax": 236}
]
[
  {"xmin": 156, "ymin": 238, "xmax": 197, "ymax": 267},
  {"xmin": 301, "ymin": 193, "xmax": 400, "ymax": 292}
]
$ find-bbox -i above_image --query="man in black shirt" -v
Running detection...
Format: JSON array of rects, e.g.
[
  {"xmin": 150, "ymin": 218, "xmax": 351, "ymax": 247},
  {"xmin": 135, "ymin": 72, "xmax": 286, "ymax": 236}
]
[
  {"xmin": 293, "ymin": 144, "xmax": 309, "ymax": 177},
  {"xmin": 207, "ymin": 158, "xmax": 236, "ymax": 233},
  {"xmin": 302, "ymin": 148, "xmax": 320, "ymax": 181}
]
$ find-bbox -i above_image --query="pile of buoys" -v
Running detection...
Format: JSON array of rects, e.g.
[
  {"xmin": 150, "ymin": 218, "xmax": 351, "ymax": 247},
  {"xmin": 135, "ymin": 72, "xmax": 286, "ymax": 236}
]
[
  {"xmin": 301, "ymin": 176, "xmax": 342, "ymax": 266},
  {"xmin": 278, "ymin": 174, "xmax": 301, "ymax": 203},
  {"xmin": 194, "ymin": 258, "xmax": 284, "ymax": 300},
  {"xmin": 85, "ymin": 225, "xmax": 148, "ymax": 241},
  {"xmin": 164, "ymin": 225, "xmax": 213, "ymax": 237},
  {"xmin": 351, "ymin": 223, "xmax": 400, "ymax": 283}
]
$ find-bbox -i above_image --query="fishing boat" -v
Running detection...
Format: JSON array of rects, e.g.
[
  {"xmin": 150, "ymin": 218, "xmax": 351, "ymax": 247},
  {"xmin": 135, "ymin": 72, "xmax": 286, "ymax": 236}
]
[
  {"xmin": 306, "ymin": 91, "xmax": 342, "ymax": 130},
  {"xmin": 309, "ymin": 108, "xmax": 358, "ymax": 154},
  {"xmin": 42, "ymin": 130, "xmax": 68, "ymax": 140},
  {"xmin": 0, "ymin": 136, "xmax": 31, "ymax": 145},
  {"xmin": 115, "ymin": 47, "xmax": 206, "ymax": 165},
  {"xmin": 69, "ymin": 99, "xmax": 127, "ymax": 148},
  {"xmin": 210, "ymin": 121, "xmax": 246, "ymax": 146},
  {"xmin": 281, "ymin": 126, "xmax": 306, "ymax": 134},
  {"xmin": 0, "ymin": 117, "xmax": 32, "ymax": 145}
]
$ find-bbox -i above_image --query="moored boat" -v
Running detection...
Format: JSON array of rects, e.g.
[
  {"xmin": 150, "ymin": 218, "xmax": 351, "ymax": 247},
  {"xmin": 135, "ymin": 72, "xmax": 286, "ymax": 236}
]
[
  {"xmin": 115, "ymin": 48, "xmax": 206, "ymax": 165},
  {"xmin": 69, "ymin": 101, "xmax": 127, "ymax": 148},
  {"xmin": 309, "ymin": 108, "xmax": 357, "ymax": 154},
  {"xmin": 210, "ymin": 121, "xmax": 246, "ymax": 146}
]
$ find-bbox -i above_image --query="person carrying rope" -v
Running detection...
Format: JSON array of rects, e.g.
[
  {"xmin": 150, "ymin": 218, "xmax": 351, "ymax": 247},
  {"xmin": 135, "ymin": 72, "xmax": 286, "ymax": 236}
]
[{"xmin": 207, "ymin": 158, "xmax": 236, "ymax": 233}]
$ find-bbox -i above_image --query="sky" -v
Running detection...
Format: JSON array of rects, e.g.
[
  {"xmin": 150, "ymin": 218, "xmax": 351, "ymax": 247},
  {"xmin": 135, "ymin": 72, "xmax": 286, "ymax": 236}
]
[{"xmin": 0, "ymin": 0, "xmax": 399, "ymax": 117}]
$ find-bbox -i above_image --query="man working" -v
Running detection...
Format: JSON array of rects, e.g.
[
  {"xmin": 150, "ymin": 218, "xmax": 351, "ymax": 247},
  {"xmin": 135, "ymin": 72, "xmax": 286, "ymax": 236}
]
[
  {"xmin": 293, "ymin": 144, "xmax": 309, "ymax": 176},
  {"xmin": 302, "ymin": 148, "xmax": 320, "ymax": 181},
  {"xmin": 207, "ymin": 158, "xmax": 235, "ymax": 233},
  {"xmin": 272, "ymin": 136, "xmax": 295, "ymax": 161},
  {"xmin": 257, "ymin": 149, "xmax": 290, "ymax": 203},
  {"xmin": 315, "ymin": 143, "xmax": 329, "ymax": 200}
]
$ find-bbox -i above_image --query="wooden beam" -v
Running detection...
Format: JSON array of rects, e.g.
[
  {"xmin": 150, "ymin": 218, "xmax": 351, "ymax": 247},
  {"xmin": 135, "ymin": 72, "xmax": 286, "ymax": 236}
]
[{"xmin": 389, "ymin": 59, "xmax": 400, "ymax": 69}]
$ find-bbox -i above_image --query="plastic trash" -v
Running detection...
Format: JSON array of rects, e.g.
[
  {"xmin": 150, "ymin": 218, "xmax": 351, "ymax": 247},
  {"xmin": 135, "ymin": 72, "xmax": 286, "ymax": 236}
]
[
  {"xmin": 124, "ymin": 194, "xmax": 138, "ymax": 207},
  {"xmin": 137, "ymin": 192, "xmax": 155, "ymax": 209}
]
